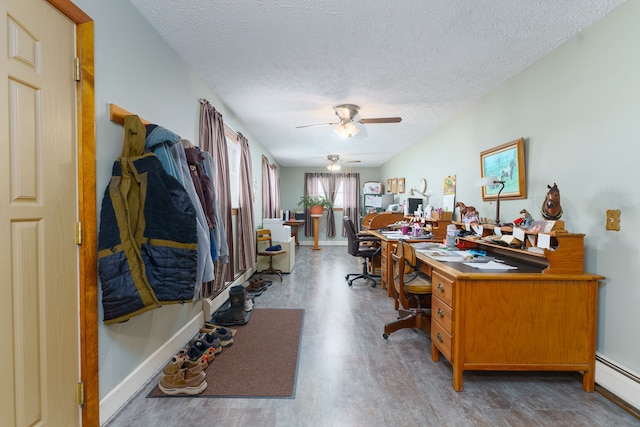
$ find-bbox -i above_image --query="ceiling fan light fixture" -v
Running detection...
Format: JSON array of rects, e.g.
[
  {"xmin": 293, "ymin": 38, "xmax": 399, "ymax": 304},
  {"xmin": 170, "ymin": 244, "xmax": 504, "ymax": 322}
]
[
  {"xmin": 334, "ymin": 121, "xmax": 359, "ymax": 138},
  {"xmin": 327, "ymin": 162, "xmax": 341, "ymax": 171}
]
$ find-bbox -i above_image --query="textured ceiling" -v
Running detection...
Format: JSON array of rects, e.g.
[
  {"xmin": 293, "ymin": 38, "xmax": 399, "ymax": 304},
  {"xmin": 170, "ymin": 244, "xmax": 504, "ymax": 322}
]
[{"xmin": 129, "ymin": 0, "xmax": 626, "ymax": 167}]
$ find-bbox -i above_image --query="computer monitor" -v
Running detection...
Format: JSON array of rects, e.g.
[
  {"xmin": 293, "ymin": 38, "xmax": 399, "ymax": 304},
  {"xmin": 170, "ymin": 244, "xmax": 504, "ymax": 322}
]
[{"xmin": 405, "ymin": 196, "xmax": 427, "ymax": 215}]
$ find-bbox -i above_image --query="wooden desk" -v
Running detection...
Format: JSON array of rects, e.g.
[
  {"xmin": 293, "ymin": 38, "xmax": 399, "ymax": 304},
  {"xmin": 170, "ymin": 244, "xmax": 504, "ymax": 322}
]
[
  {"xmin": 415, "ymin": 233, "xmax": 603, "ymax": 392},
  {"xmin": 284, "ymin": 219, "xmax": 304, "ymax": 247},
  {"xmin": 310, "ymin": 214, "xmax": 322, "ymax": 251},
  {"xmin": 367, "ymin": 230, "xmax": 434, "ymax": 294}
]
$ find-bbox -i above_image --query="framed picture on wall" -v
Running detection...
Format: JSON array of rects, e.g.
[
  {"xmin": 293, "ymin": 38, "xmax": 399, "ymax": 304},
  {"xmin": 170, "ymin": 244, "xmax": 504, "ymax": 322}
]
[
  {"xmin": 480, "ymin": 137, "xmax": 526, "ymax": 200},
  {"xmin": 385, "ymin": 179, "xmax": 392, "ymax": 193},
  {"xmin": 398, "ymin": 178, "xmax": 405, "ymax": 193},
  {"xmin": 391, "ymin": 178, "xmax": 398, "ymax": 193}
]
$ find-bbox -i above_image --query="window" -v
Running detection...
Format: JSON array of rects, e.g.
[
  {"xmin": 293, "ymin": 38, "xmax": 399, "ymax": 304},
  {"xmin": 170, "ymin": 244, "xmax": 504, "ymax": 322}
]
[
  {"xmin": 315, "ymin": 180, "xmax": 344, "ymax": 208},
  {"xmin": 226, "ymin": 135, "xmax": 241, "ymax": 208}
]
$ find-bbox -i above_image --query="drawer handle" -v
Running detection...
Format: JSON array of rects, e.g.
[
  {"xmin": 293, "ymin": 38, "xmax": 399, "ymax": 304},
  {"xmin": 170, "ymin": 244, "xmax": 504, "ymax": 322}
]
[
  {"xmin": 437, "ymin": 308, "xmax": 444, "ymax": 318},
  {"xmin": 436, "ymin": 332, "xmax": 443, "ymax": 343},
  {"xmin": 438, "ymin": 283, "xmax": 445, "ymax": 293}
]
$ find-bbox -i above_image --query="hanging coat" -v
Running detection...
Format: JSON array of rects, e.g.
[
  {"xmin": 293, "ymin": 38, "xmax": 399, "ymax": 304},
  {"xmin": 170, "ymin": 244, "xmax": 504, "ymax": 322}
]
[{"xmin": 98, "ymin": 115, "xmax": 198, "ymax": 324}]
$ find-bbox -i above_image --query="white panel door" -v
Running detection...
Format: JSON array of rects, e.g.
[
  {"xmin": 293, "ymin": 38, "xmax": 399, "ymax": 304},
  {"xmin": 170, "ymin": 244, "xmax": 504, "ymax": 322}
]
[{"xmin": 0, "ymin": 0, "xmax": 80, "ymax": 425}]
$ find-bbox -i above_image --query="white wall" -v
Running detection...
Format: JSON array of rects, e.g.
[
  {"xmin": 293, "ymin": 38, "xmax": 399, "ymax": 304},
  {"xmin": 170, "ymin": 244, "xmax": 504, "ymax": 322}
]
[{"xmin": 382, "ymin": 0, "xmax": 640, "ymax": 377}]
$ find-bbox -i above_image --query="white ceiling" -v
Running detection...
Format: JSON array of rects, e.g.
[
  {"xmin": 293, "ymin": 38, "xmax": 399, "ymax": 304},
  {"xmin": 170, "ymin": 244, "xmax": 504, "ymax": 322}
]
[{"xmin": 129, "ymin": 0, "xmax": 626, "ymax": 168}]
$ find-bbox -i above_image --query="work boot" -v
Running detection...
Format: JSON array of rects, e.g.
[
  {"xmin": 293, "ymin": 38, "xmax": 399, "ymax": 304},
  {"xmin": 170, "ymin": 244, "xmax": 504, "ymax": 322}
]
[{"xmin": 213, "ymin": 285, "xmax": 250, "ymax": 325}]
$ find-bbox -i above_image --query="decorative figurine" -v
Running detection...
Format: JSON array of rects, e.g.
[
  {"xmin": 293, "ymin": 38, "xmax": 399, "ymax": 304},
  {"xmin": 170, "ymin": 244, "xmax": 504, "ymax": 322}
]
[
  {"xmin": 541, "ymin": 183, "xmax": 563, "ymax": 220},
  {"xmin": 455, "ymin": 201, "xmax": 479, "ymax": 223},
  {"xmin": 513, "ymin": 209, "xmax": 533, "ymax": 228}
]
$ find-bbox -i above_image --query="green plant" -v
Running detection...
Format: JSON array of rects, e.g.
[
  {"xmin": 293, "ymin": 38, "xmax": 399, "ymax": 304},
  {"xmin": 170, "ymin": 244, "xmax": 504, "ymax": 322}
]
[{"xmin": 297, "ymin": 194, "xmax": 332, "ymax": 208}]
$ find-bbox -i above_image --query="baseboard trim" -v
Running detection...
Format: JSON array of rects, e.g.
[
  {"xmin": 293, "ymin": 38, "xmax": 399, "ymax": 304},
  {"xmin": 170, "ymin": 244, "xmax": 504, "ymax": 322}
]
[
  {"xmin": 99, "ymin": 312, "xmax": 203, "ymax": 425},
  {"xmin": 596, "ymin": 354, "xmax": 640, "ymax": 417}
]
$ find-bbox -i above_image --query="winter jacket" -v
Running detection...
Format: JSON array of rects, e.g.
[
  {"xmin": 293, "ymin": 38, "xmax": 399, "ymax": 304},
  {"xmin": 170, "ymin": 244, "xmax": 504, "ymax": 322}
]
[{"xmin": 98, "ymin": 115, "xmax": 198, "ymax": 324}]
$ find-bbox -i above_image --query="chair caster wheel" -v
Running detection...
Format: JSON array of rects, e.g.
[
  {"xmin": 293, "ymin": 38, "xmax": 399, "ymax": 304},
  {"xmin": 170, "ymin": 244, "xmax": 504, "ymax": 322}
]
[{"xmin": 383, "ymin": 334, "xmax": 389, "ymax": 339}]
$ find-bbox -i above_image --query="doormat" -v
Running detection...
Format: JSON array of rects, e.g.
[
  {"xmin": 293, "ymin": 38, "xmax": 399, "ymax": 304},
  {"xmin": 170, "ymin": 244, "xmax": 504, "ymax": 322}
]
[{"xmin": 148, "ymin": 308, "xmax": 304, "ymax": 398}]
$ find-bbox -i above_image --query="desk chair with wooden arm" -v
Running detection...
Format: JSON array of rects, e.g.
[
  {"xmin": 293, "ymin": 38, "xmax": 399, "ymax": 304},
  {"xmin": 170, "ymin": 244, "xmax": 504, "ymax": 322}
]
[{"xmin": 383, "ymin": 241, "xmax": 432, "ymax": 338}]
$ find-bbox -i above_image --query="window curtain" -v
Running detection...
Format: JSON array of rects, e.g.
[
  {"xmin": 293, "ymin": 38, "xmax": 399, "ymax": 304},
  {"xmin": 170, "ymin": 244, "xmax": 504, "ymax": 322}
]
[
  {"xmin": 303, "ymin": 172, "xmax": 343, "ymax": 237},
  {"xmin": 318, "ymin": 173, "xmax": 339, "ymax": 237},
  {"xmin": 342, "ymin": 173, "xmax": 361, "ymax": 236},
  {"xmin": 261, "ymin": 156, "xmax": 280, "ymax": 219},
  {"xmin": 200, "ymin": 99, "xmax": 234, "ymax": 285},
  {"xmin": 237, "ymin": 132, "xmax": 256, "ymax": 270}
]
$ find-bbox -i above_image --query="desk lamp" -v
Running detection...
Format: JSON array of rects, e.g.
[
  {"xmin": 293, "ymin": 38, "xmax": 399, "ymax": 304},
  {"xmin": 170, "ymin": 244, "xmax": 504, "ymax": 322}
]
[{"xmin": 476, "ymin": 177, "xmax": 505, "ymax": 225}]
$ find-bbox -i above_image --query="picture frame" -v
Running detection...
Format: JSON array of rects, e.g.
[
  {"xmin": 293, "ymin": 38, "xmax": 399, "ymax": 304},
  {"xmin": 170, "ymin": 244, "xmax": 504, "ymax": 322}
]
[
  {"xmin": 391, "ymin": 178, "xmax": 398, "ymax": 194},
  {"xmin": 398, "ymin": 178, "xmax": 405, "ymax": 193},
  {"xmin": 480, "ymin": 137, "xmax": 526, "ymax": 201},
  {"xmin": 385, "ymin": 179, "xmax": 392, "ymax": 193}
]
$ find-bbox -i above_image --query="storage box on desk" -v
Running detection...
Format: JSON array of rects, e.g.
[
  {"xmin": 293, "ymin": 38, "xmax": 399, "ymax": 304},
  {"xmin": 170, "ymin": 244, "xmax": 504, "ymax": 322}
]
[{"xmin": 431, "ymin": 211, "xmax": 452, "ymax": 221}]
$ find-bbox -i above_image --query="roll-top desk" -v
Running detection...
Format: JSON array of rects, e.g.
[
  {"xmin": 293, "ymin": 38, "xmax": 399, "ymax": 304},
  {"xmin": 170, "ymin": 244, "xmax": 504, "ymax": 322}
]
[{"xmin": 417, "ymin": 230, "xmax": 604, "ymax": 392}]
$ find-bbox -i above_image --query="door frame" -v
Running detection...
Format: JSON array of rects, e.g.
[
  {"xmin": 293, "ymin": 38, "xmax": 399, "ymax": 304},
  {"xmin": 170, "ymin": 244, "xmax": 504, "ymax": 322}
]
[{"xmin": 46, "ymin": 1, "xmax": 97, "ymax": 425}]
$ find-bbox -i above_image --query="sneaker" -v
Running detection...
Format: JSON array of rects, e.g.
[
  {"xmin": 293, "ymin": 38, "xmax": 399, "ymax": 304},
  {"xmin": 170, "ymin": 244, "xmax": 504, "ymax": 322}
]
[
  {"xmin": 178, "ymin": 342, "xmax": 212, "ymax": 366},
  {"xmin": 201, "ymin": 322, "xmax": 237, "ymax": 337},
  {"xmin": 162, "ymin": 355, "xmax": 207, "ymax": 376},
  {"xmin": 202, "ymin": 327, "xmax": 234, "ymax": 347},
  {"xmin": 159, "ymin": 369, "xmax": 207, "ymax": 396},
  {"xmin": 190, "ymin": 338, "xmax": 219, "ymax": 358},
  {"xmin": 245, "ymin": 298, "xmax": 254, "ymax": 312},
  {"xmin": 200, "ymin": 332, "xmax": 226, "ymax": 351}
]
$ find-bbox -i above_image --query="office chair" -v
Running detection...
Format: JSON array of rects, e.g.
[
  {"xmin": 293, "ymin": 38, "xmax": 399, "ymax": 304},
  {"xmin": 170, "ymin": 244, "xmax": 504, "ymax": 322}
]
[
  {"xmin": 343, "ymin": 216, "xmax": 381, "ymax": 287},
  {"xmin": 256, "ymin": 229, "xmax": 286, "ymax": 281},
  {"xmin": 383, "ymin": 241, "xmax": 432, "ymax": 338}
]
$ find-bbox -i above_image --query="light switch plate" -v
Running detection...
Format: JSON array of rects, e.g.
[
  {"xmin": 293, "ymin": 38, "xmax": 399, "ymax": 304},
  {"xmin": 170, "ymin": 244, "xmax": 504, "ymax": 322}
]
[{"xmin": 606, "ymin": 209, "xmax": 620, "ymax": 231}]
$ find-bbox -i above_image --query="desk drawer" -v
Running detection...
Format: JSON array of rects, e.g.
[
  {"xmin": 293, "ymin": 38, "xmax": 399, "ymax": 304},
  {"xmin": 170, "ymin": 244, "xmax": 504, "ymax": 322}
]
[
  {"xmin": 432, "ymin": 296, "xmax": 453, "ymax": 333},
  {"xmin": 432, "ymin": 320, "xmax": 453, "ymax": 362},
  {"xmin": 432, "ymin": 271, "xmax": 454, "ymax": 306}
]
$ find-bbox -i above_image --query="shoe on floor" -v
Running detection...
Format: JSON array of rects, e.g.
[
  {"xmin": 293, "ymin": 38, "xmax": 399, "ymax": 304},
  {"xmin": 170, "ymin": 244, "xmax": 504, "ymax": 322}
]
[
  {"xmin": 199, "ymin": 332, "xmax": 224, "ymax": 353},
  {"xmin": 189, "ymin": 338, "xmax": 218, "ymax": 359},
  {"xmin": 201, "ymin": 322, "xmax": 237, "ymax": 337},
  {"xmin": 201, "ymin": 327, "xmax": 234, "ymax": 347},
  {"xmin": 162, "ymin": 355, "xmax": 207, "ymax": 376},
  {"xmin": 159, "ymin": 369, "xmax": 207, "ymax": 396},
  {"xmin": 245, "ymin": 298, "xmax": 254, "ymax": 312}
]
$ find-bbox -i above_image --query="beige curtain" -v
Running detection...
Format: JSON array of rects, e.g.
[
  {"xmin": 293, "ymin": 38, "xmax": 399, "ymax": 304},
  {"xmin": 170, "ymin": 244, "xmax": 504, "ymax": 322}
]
[
  {"xmin": 237, "ymin": 133, "xmax": 256, "ymax": 270},
  {"xmin": 200, "ymin": 99, "xmax": 234, "ymax": 284},
  {"xmin": 318, "ymin": 173, "xmax": 339, "ymax": 237}
]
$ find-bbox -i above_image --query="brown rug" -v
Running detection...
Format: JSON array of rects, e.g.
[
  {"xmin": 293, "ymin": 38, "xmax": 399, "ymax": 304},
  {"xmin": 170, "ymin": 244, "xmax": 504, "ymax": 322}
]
[{"xmin": 148, "ymin": 308, "xmax": 304, "ymax": 398}]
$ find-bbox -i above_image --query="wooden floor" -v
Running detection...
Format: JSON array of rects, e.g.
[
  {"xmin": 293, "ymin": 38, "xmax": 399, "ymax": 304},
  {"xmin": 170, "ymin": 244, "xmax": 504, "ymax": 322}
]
[{"xmin": 105, "ymin": 246, "xmax": 639, "ymax": 427}]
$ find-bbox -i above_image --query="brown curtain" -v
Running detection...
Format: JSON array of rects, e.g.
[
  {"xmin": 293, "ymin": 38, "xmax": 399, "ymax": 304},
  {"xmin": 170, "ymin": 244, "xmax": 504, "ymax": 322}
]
[
  {"xmin": 261, "ymin": 155, "xmax": 280, "ymax": 218},
  {"xmin": 342, "ymin": 173, "xmax": 361, "ymax": 236},
  {"xmin": 318, "ymin": 173, "xmax": 339, "ymax": 237},
  {"xmin": 237, "ymin": 132, "xmax": 256, "ymax": 270},
  {"xmin": 303, "ymin": 172, "xmax": 315, "ymax": 237},
  {"xmin": 200, "ymin": 99, "xmax": 234, "ymax": 284}
]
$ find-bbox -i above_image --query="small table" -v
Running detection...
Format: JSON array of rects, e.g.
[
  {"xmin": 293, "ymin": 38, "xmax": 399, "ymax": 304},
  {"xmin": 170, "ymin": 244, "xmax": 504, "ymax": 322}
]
[
  {"xmin": 284, "ymin": 219, "xmax": 305, "ymax": 247},
  {"xmin": 310, "ymin": 214, "xmax": 322, "ymax": 251}
]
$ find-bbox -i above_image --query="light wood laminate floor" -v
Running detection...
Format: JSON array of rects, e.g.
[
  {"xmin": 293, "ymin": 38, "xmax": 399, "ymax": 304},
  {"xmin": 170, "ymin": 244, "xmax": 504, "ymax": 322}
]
[{"xmin": 105, "ymin": 246, "xmax": 638, "ymax": 426}]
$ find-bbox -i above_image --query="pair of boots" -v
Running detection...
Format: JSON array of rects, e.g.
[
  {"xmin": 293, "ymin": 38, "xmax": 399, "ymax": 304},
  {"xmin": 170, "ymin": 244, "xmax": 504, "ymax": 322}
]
[{"xmin": 213, "ymin": 285, "xmax": 251, "ymax": 326}]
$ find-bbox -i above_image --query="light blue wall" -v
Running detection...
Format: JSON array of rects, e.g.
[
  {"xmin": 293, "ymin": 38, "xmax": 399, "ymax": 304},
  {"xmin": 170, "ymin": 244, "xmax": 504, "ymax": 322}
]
[
  {"xmin": 382, "ymin": 1, "xmax": 640, "ymax": 375},
  {"xmin": 75, "ymin": 0, "xmax": 639, "ymax": 404},
  {"xmin": 74, "ymin": 0, "xmax": 276, "ymax": 398}
]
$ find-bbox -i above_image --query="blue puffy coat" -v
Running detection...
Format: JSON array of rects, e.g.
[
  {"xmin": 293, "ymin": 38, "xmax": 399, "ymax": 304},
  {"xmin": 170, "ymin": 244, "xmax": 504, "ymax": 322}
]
[{"xmin": 98, "ymin": 115, "xmax": 197, "ymax": 324}]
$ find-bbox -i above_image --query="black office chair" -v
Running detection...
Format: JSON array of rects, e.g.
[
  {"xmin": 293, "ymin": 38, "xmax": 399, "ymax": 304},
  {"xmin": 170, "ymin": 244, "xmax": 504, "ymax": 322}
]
[{"xmin": 343, "ymin": 216, "xmax": 381, "ymax": 287}]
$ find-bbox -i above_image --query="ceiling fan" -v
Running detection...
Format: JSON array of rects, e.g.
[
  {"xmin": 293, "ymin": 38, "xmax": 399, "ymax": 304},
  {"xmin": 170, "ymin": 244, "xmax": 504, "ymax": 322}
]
[
  {"xmin": 296, "ymin": 104, "xmax": 402, "ymax": 138},
  {"xmin": 326, "ymin": 154, "xmax": 361, "ymax": 171}
]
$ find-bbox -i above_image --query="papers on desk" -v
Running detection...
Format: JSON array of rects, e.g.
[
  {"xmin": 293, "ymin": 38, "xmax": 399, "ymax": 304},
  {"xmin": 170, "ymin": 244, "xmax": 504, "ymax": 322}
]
[
  {"xmin": 463, "ymin": 260, "xmax": 517, "ymax": 270},
  {"xmin": 417, "ymin": 249, "xmax": 473, "ymax": 262}
]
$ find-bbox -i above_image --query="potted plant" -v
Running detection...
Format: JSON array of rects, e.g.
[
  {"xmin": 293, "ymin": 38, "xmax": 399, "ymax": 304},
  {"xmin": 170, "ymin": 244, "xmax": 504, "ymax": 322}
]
[{"xmin": 298, "ymin": 195, "xmax": 332, "ymax": 215}]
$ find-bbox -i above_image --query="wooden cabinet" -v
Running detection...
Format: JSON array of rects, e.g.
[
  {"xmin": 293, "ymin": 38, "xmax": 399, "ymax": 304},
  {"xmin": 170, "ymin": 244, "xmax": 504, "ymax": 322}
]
[{"xmin": 419, "ymin": 231, "xmax": 604, "ymax": 392}]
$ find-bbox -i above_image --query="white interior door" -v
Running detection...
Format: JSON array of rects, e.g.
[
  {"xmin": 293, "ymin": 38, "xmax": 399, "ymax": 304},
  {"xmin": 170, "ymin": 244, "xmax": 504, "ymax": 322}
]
[{"xmin": 0, "ymin": 0, "xmax": 80, "ymax": 425}]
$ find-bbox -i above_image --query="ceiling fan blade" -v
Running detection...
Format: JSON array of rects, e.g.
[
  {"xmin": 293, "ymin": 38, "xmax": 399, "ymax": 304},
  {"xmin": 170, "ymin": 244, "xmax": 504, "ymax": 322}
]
[
  {"xmin": 295, "ymin": 121, "xmax": 340, "ymax": 129},
  {"xmin": 358, "ymin": 117, "xmax": 402, "ymax": 124}
]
